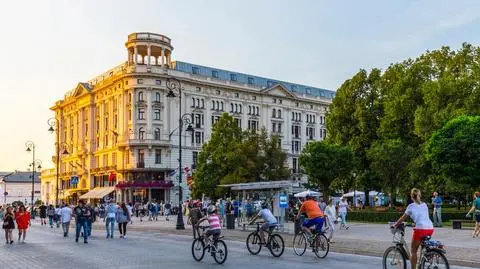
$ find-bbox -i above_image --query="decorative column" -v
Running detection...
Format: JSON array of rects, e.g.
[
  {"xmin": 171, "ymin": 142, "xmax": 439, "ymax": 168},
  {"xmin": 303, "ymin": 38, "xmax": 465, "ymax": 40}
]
[
  {"xmin": 147, "ymin": 45, "xmax": 151, "ymax": 66},
  {"xmin": 134, "ymin": 46, "xmax": 138, "ymax": 64},
  {"xmin": 161, "ymin": 49, "xmax": 165, "ymax": 67}
]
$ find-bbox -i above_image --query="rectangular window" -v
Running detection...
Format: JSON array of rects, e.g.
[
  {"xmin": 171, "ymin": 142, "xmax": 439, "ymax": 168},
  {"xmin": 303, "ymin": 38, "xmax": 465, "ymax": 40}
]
[
  {"xmin": 155, "ymin": 149, "xmax": 162, "ymax": 164},
  {"xmin": 154, "ymin": 109, "xmax": 161, "ymax": 120},
  {"xmin": 194, "ymin": 132, "xmax": 202, "ymax": 144},
  {"xmin": 230, "ymin": 73, "xmax": 237, "ymax": 81},
  {"xmin": 248, "ymin": 77, "xmax": 254, "ymax": 85},
  {"xmin": 272, "ymin": 122, "xmax": 276, "ymax": 133},
  {"xmin": 234, "ymin": 118, "xmax": 241, "ymax": 128},
  {"xmin": 112, "ymin": 153, "xmax": 117, "ymax": 165},
  {"xmin": 278, "ymin": 123, "xmax": 282, "ymax": 133},
  {"xmin": 137, "ymin": 79, "xmax": 144, "ymax": 84},
  {"xmin": 155, "ymin": 79, "xmax": 162, "ymax": 85},
  {"xmin": 212, "ymin": 70, "xmax": 218, "ymax": 78},
  {"xmin": 138, "ymin": 149, "xmax": 145, "ymax": 164},
  {"xmin": 192, "ymin": 66, "xmax": 200, "ymax": 74},
  {"xmin": 138, "ymin": 108, "xmax": 145, "ymax": 120},
  {"xmin": 193, "ymin": 151, "xmax": 198, "ymax": 167},
  {"xmin": 292, "ymin": 158, "xmax": 298, "ymax": 174}
]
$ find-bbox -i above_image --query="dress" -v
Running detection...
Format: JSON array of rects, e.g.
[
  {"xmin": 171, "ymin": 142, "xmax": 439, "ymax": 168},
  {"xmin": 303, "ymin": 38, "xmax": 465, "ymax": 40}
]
[
  {"xmin": 2, "ymin": 213, "xmax": 15, "ymax": 229},
  {"xmin": 15, "ymin": 212, "xmax": 30, "ymax": 229}
]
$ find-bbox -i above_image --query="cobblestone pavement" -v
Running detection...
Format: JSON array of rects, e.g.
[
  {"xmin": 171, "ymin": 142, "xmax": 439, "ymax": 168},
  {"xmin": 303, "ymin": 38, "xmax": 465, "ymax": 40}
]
[
  {"xmin": 0, "ymin": 223, "xmax": 476, "ymax": 269},
  {"xmin": 85, "ymin": 216, "xmax": 480, "ymax": 267}
]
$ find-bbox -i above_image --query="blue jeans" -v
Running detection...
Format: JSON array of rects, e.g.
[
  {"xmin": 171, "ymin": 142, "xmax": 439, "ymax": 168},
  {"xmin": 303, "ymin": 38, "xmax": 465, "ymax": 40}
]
[
  {"xmin": 433, "ymin": 208, "xmax": 442, "ymax": 226},
  {"xmin": 86, "ymin": 221, "xmax": 92, "ymax": 237},
  {"xmin": 339, "ymin": 212, "xmax": 347, "ymax": 226},
  {"xmin": 106, "ymin": 217, "xmax": 115, "ymax": 237},
  {"xmin": 76, "ymin": 221, "xmax": 88, "ymax": 240},
  {"xmin": 48, "ymin": 216, "xmax": 54, "ymax": 227}
]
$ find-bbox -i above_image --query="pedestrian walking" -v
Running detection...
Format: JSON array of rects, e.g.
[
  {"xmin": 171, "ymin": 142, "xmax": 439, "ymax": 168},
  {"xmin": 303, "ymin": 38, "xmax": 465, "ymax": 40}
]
[
  {"xmin": 466, "ymin": 191, "xmax": 480, "ymax": 238},
  {"xmin": 15, "ymin": 205, "xmax": 30, "ymax": 243},
  {"xmin": 187, "ymin": 201, "xmax": 203, "ymax": 239},
  {"xmin": 2, "ymin": 206, "xmax": 15, "ymax": 244},
  {"xmin": 324, "ymin": 199, "xmax": 337, "ymax": 243},
  {"xmin": 73, "ymin": 200, "xmax": 90, "ymax": 244},
  {"xmin": 86, "ymin": 204, "xmax": 96, "ymax": 238},
  {"xmin": 39, "ymin": 203, "xmax": 47, "ymax": 226},
  {"xmin": 164, "ymin": 201, "xmax": 171, "ymax": 221},
  {"xmin": 127, "ymin": 203, "xmax": 133, "ymax": 224},
  {"xmin": 55, "ymin": 205, "xmax": 61, "ymax": 228},
  {"xmin": 116, "ymin": 203, "xmax": 130, "ymax": 239},
  {"xmin": 338, "ymin": 197, "xmax": 352, "ymax": 230},
  {"xmin": 99, "ymin": 203, "xmax": 106, "ymax": 222},
  {"xmin": 432, "ymin": 192, "xmax": 443, "ymax": 227},
  {"xmin": 60, "ymin": 204, "xmax": 73, "ymax": 237},
  {"xmin": 47, "ymin": 205, "xmax": 56, "ymax": 228},
  {"xmin": 105, "ymin": 199, "xmax": 117, "ymax": 239}
]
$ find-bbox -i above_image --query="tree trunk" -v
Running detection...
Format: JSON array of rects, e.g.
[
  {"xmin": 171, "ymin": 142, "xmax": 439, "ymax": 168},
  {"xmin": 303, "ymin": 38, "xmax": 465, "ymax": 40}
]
[
  {"xmin": 364, "ymin": 187, "xmax": 370, "ymax": 207},
  {"xmin": 390, "ymin": 185, "xmax": 396, "ymax": 208}
]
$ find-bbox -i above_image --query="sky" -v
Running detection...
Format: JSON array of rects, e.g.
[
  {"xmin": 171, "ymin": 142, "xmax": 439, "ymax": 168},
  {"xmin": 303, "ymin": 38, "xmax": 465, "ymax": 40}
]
[{"xmin": 0, "ymin": 0, "xmax": 479, "ymax": 172}]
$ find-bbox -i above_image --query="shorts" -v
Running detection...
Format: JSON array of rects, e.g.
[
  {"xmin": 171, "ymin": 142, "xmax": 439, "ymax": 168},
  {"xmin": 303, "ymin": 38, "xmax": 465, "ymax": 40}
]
[
  {"xmin": 303, "ymin": 217, "xmax": 325, "ymax": 234},
  {"xmin": 205, "ymin": 229, "xmax": 221, "ymax": 241},
  {"xmin": 261, "ymin": 223, "xmax": 278, "ymax": 232},
  {"xmin": 475, "ymin": 214, "xmax": 480, "ymax": 223},
  {"xmin": 412, "ymin": 229, "xmax": 434, "ymax": 241}
]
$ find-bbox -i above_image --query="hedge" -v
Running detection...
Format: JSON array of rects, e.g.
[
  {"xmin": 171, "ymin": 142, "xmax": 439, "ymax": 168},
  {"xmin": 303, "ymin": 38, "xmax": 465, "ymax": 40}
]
[{"xmin": 346, "ymin": 211, "xmax": 468, "ymax": 223}]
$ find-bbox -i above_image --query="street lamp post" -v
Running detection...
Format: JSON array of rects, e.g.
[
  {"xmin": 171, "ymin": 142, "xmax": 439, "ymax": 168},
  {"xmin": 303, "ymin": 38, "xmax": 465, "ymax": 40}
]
[
  {"xmin": 48, "ymin": 117, "xmax": 69, "ymax": 205},
  {"xmin": 166, "ymin": 78, "xmax": 195, "ymax": 230},
  {"xmin": 25, "ymin": 141, "xmax": 42, "ymax": 217}
]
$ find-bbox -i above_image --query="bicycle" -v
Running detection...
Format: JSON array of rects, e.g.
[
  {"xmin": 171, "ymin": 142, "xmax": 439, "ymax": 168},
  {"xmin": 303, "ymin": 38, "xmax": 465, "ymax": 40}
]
[
  {"xmin": 246, "ymin": 222, "xmax": 285, "ymax": 257},
  {"xmin": 293, "ymin": 220, "xmax": 330, "ymax": 258},
  {"xmin": 382, "ymin": 223, "xmax": 450, "ymax": 269},
  {"xmin": 191, "ymin": 226, "xmax": 228, "ymax": 264}
]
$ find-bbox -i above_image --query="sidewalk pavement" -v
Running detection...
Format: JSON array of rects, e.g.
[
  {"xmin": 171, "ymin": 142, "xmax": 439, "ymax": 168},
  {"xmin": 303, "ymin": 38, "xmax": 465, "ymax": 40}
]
[{"xmin": 44, "ymin": 216, "xmax": 480, "ymax": 267}]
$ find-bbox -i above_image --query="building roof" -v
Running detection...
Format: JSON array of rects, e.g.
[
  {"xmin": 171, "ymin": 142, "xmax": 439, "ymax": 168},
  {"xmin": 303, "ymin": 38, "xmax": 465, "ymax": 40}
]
[
  {"xmin": 0, "ymin": 171, "xmax": 40, "ymax": 183},
  {"xmin": 173, "ymin": 61, "xmax": 336, "ymax": 99}
]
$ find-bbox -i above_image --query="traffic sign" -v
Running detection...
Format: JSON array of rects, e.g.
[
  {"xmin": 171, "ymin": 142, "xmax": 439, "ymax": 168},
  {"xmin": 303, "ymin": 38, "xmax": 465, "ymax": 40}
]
[{"xmin": 279, "ymin": 194, "xmax": 288, "ymax": 208}]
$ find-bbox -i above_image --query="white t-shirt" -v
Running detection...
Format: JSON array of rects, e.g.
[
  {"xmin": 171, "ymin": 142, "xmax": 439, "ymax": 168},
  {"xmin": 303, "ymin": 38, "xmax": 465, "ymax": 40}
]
[
  {"xmin": 325, "ymin": 205, "xmax": 336, "ymax": 220},
  {"xmin": 60, "ymin": 207, "xmax": 73, "ymax": 223},
  {"xmin": 338, "ymin": 201, "xmax": 348, "ymax": 213},
  {"xmin": 259, "ymin": 209, "xmax": 277, "ymax": 224},
  {"xmin": 405, "ymin": 202, "xmax": 433, "ymax": 229}
]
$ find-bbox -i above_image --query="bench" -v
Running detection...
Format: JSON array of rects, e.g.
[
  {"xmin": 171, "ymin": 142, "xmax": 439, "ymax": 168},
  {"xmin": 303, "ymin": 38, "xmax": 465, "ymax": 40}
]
[{"xmin": 452, "ymin": 219, "xmax": 475, "ymax": 229}]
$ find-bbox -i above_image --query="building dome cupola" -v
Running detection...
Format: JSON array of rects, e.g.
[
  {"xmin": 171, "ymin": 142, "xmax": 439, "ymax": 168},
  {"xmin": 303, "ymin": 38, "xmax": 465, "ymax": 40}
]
[{"xmin": 125, "ymin": 32, "xmax": 173, "ymax": 67}]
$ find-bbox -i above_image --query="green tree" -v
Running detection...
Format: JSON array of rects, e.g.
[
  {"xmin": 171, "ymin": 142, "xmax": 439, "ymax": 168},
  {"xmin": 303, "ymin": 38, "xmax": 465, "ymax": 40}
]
[
  {"xmin": 425, "ymin": 115, "xmax": 480, "ymax": 190},
  {"xmin": 367, "ymin": 139, "xmax": 415, "ymax": 206},
  {"xmin": 299, "ymin": 142, "xmax": 356, "ymax": 197}
]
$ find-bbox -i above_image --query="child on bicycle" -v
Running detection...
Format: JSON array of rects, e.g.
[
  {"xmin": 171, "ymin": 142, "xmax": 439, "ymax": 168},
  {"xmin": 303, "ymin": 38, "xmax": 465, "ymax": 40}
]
[
  {"xmin": 197, "ymin": 205, "xmax": 221, "ymax": 242},
  {"xmin": 248, "ymin": 202, "xmax": 278, "ymax": 244}
]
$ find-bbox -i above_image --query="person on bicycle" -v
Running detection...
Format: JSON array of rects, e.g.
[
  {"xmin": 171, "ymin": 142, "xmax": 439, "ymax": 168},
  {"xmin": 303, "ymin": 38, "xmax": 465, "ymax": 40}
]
[
  {"xmin": 197, "ymin": 205, "xmax": 221, "ymax": 242},
  {"xmin": 248, "ymin": 202, "xmax": 277, "ymax": 244},
  {"xmin": 393, "ymin": 188, "xmax": 434, "ymax": 269},
  {"xmin": 296, "ymin": 195, "xmax": 325, "ymax": 245}
]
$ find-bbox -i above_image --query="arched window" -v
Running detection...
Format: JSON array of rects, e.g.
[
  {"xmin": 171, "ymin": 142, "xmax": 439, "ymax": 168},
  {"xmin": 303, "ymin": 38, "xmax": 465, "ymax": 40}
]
[
  {"xmin": 221, "ymin": 102, "xmax": 224, "ymax": 111},
  {"xmin": 248, "ymin": 106, "xmax": 251, "ymax": 114},
  {"xmin": 278, "ymin": 109, "xmax": 282, "ymax": 118},
  {"xmin": 231, "ymin": 103, "xmax": 234, "ymax": 112},
  {"xmin": 139, "ymin": 127, "xmax": 145, "ymax": 140},
  {"xmin": 196, "ymin": 98, "xmax": 200, "ymax": 108},
  {"xmin": 138, "ymin": 91, "xmax": 144, "ymax": 101},
  {"xmin": 239, "ymin": 104, "xmax": 242, "ymax": 113},
  {"xmin": 272, "ymin": 109, "xmax": 276, "ymax": 118},
  {"xmin": 201, "ymin": 99, "xmax": 204, "ymax": 108},
  {"xmin": 235, "ymin": 104, "xmax": 238, "ymax": 113},
  {"xmin": 155, "ymin": 92, "xmax": 161, "ymax": 102},
  {"xmin": 192, "ymin": 97, "xmax": 196, "ymax": 107},
  {"xmin": 212, "ymin": 100, "xmax": 215, "ymax": 110},
  {"xmin": 154, "ymin": 128, "xmax": 161, "ymax": 140},
  {"xmin": 216, "ymin": 101, "xmax": 220, "ymax": 111},
  {"xmin": 256, "ymin": 107, "xmax": 259, "ymax": 115}
]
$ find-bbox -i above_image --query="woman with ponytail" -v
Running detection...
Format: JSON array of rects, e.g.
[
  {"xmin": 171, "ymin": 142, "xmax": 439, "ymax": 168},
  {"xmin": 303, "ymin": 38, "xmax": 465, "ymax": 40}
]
[{"xmin": 393, "ymin": 188, "xmax": 434, "ymax": 269}]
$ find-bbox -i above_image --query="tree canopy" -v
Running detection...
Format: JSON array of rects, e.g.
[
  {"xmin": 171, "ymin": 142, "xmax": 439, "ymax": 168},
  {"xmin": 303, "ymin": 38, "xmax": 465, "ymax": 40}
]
[{"xmin": 192, "ymin": 113, "xmax": 290, "ymax": 198}]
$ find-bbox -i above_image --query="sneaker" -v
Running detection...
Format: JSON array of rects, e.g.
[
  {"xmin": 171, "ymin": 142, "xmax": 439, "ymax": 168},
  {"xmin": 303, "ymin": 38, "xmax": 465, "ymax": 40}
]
[
  {"xmin": 84, "ymin": 240, "xmax": 88, "ymax": 244},
  {"xmin": 123, "ymin": 236, "xmax": 127, "ymax": 239},
  {"xmin": 75, "ymin": 238, "xmax": 79, "ymax": 243},
  {"xmin": 120, "ymin": 235, "xmax": 124, "ymax": 239},
  {"xmin": 106, "ymin": 235, "xmax": 110, "ymax": 239},
  {"xmin": 110, "ymin": 235, "xmax": 113, "ymax": 239},
  {"xmin": 9, "ymin": 241, "xmax": 13, "ymax": 244}
]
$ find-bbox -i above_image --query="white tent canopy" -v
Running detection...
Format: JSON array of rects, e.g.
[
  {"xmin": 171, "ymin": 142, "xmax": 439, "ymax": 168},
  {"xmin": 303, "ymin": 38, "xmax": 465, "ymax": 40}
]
[
  {"xmin": 294, "ymin": 190, "xmax": 322, "ymax": 198},
  {"xmin": 342, "ymin": 190, "xmax": 380, "ymax": 198}
]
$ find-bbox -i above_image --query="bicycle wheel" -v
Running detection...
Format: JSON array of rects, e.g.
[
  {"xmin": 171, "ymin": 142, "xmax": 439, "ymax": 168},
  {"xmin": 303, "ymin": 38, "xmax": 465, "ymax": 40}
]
[
  {"xmin": 212, "ymin": 239, "xmax": 228, "ymax": 264},
  {"xmin": 268, "ymin": 234, "xmax": 285, "ymax": 257},
  {"xmin": 382, "ymin": 246, "xmax": 407, "ymax": 269},
  {"xmin": 313, "ymin": 233, "xmax": 329, "ymax": 259},
  {"xmin": 191, "ymin": 239, "xmax": 205, "ymax": 262},
  {"xmin": 293, "ymin": 232, "xmax": 307, "ymax": 256},
  {"xmin": 420, "ymin": 249, "xmax": 450, "ymax": 269},
  {"xmin": 246, "ymin": 232, "xmax": 262, "ymax": 255}
]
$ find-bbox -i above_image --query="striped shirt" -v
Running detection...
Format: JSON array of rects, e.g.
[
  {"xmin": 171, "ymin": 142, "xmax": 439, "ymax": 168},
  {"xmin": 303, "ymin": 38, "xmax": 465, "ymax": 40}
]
[{"xmin": 208, "ymin": 214, "xmax": 221, "ymax": 230}]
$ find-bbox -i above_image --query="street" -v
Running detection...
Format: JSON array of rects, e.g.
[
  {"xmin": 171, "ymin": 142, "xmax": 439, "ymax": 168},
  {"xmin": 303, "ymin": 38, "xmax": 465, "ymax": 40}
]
[{"xmin": 0, "ymin": 225, "xmax": 476, "ymax": 269}]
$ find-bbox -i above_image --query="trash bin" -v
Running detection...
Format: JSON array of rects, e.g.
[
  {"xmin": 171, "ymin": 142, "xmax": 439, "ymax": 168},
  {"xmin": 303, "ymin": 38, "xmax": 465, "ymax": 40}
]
[{"xmin": 226, "ymin": 213, "xmax": 235, "ymax": 230}]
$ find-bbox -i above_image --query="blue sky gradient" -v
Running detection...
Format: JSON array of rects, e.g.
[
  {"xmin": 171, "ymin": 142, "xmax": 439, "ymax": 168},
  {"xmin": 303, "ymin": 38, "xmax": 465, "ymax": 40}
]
[{"xmin": 0, "ymin": 0, "xmax": 479, "ymax": 171}]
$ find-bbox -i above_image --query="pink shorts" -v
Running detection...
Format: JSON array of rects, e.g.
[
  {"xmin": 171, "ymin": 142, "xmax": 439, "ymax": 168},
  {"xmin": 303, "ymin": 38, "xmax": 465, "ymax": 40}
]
[{"xmin": 412, "ymin": 228, "xmax": 434, "ymax": 241}]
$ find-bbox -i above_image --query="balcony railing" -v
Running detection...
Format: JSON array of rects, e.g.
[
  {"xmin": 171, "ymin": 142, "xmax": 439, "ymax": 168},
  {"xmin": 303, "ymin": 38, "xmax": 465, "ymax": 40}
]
[{"xmin": 128, "ymin": 32, "xmax": 171, "ymax": 44}]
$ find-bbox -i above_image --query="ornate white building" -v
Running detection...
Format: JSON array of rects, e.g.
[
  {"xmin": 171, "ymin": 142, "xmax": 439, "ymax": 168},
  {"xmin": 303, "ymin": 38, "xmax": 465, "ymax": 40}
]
[{"xmin": 45, "ymin": 32, "xmax": 334, "ymax": 204}]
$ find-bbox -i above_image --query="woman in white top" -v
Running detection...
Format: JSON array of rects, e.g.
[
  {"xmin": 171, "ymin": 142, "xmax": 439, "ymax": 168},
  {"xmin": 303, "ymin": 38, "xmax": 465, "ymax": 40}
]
[
  {"xmin": 324, "ymin": 199, "xmax": 337, "ymax": 242},
  {"xmin": 338, "ymin": 198, "xmax": 352, "ymax": 230},
  {"xmin": 393, "ymin": 188, "xmax": 434, "ymax": 269}
]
